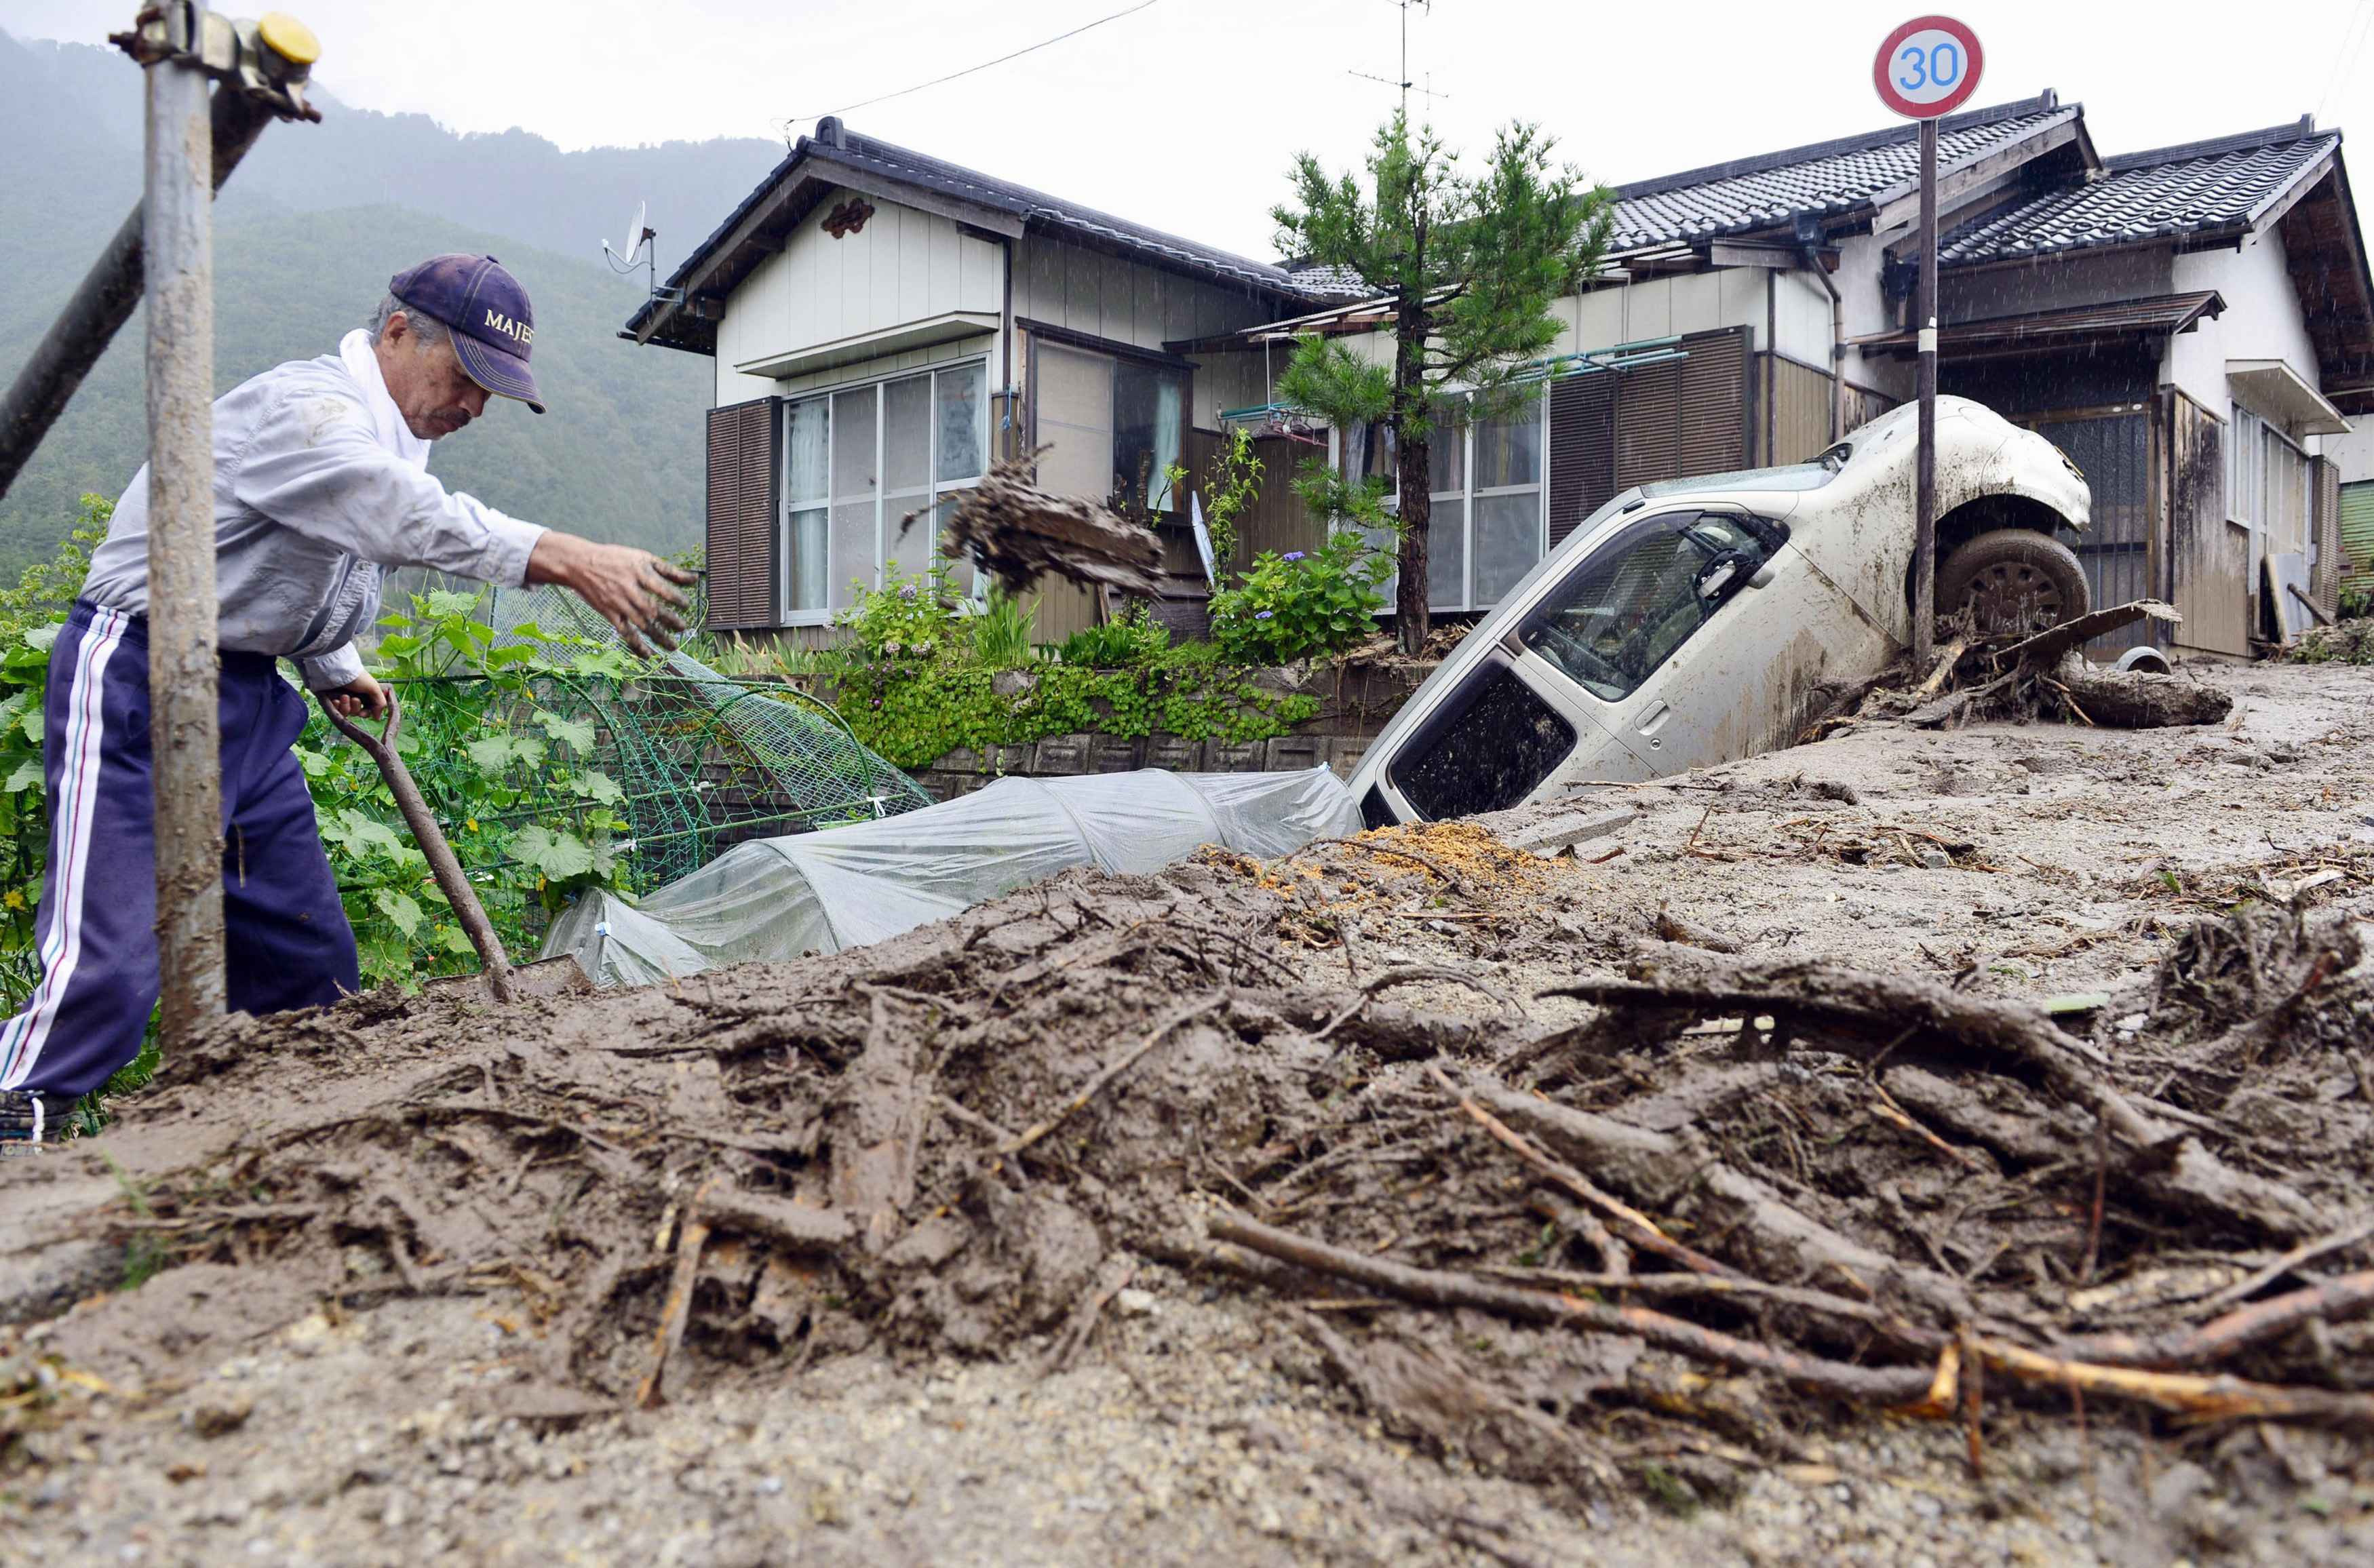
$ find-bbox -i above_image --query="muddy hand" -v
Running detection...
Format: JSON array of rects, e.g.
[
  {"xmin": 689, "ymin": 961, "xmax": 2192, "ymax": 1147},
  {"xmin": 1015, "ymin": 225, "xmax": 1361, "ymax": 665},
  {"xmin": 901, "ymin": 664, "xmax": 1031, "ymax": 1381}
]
[{"xmin": 526, "ymin": 534, "xmax": 697, "ymax": 657}]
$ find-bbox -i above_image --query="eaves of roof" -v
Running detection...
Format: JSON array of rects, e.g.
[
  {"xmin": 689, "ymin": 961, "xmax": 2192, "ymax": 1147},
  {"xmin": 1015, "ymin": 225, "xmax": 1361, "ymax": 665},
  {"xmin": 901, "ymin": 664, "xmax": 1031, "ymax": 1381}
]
[
  {"xmin": 625, "ymin": 123, "xmax": 1342, "ymax": 354},
  {"xmin": 1853, "ymin": 290, "xmax": 2226, "ymax": 360}
]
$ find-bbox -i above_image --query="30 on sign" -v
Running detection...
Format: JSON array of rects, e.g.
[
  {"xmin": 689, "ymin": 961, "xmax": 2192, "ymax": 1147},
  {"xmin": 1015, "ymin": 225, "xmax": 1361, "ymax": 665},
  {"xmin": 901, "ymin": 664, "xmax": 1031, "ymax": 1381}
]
[{"xmin": 1873, "ymin": 15, "xmax": 1984, "ymax": 119}]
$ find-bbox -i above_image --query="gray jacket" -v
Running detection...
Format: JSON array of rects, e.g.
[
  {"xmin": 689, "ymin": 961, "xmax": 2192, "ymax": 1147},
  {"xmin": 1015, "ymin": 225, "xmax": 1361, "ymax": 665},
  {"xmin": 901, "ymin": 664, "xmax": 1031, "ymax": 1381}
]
[{"xmin": 84, "ymin": 329, "xmax": 545, "ymax": 690}]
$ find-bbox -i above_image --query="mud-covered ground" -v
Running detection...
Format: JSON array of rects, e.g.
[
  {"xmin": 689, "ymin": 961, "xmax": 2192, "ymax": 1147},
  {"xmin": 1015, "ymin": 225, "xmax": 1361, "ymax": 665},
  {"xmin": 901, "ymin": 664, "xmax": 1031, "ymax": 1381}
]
[{"xmin": 5, "ymin": 658, "xmax": 2374, "ymax": 1567}]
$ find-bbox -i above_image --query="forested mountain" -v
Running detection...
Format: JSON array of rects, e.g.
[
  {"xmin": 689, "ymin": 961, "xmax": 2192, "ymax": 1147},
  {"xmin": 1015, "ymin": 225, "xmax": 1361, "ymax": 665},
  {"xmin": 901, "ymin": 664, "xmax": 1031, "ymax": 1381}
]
[{"xmin": 0, "ymin": 29, "xmax": 784, "ymax": 575}]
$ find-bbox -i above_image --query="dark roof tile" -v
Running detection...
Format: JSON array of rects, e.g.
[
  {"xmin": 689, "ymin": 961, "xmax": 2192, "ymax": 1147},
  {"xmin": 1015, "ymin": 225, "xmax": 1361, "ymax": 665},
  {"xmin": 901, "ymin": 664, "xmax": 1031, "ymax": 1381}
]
[
  {"xmin": 1609, "ymin": 97, "xmax": 2075, "ymax": 251},
  {"xmin": 1939, "ymin": 122, "xmax": 2339, "ymax": 264}
]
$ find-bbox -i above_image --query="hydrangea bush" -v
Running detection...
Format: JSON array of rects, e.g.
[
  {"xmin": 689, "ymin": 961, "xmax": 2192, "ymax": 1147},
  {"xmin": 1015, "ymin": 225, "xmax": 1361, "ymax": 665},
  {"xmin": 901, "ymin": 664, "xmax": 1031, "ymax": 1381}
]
[{"xmin": 1207, "ymin": 530, "xmax": 1392, "ymax": 665}]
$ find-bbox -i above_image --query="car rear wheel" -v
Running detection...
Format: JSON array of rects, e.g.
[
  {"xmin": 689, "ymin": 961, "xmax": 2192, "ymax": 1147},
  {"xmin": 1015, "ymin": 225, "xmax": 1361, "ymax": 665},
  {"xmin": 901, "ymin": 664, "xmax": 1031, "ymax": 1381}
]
[{"xmin": 1937, "ymin": 529, "xmax": 2090, "ymax": 636}]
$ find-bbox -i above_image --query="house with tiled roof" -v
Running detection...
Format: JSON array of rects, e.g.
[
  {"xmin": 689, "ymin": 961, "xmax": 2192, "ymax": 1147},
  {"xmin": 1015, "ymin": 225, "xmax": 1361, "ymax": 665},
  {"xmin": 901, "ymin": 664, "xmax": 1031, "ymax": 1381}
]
[
  {"xmin": 1201, "ymin": 93, "xmax": 2374, "ymax": 656},
  {"xmin": 627, "ymin": 117, "xmax": 1359, "ymax": 641}
]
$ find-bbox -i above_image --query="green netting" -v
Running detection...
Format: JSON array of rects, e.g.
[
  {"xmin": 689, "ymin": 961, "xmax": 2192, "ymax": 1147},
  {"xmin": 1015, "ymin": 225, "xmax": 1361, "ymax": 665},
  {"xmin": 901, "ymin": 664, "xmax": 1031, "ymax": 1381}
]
[{"xmin": 307, "ymin": 585, "xmax": 929, "ymax": 899}]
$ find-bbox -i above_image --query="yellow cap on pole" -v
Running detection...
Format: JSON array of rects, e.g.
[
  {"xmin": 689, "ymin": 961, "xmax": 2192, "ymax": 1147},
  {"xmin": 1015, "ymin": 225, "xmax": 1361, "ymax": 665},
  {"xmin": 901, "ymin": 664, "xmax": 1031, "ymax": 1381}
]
[{"xmin": 256, "ymin": 12, "xmax": 320, "ymax": 67}]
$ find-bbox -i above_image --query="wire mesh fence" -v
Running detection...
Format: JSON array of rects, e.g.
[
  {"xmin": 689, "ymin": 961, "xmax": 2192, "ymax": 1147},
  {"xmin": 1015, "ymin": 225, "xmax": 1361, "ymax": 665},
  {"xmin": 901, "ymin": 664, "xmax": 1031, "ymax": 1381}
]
[{"xmin": 297, "ymin": 583, "xmax": 929, "ymax": 899}]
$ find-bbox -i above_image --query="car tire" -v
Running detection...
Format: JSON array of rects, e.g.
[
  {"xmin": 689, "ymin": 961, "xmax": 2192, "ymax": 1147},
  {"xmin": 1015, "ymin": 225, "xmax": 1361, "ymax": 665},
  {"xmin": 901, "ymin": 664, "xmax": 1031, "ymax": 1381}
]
[{"xmin": 1937, "ymin": 529, "xmax": 2090, "ymax": 636}]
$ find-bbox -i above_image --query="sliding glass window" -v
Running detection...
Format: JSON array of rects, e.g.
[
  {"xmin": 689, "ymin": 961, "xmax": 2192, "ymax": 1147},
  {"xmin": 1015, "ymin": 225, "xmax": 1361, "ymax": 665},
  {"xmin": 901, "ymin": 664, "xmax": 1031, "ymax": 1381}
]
[
  {"xmin": 1344, "ymin": 394, "xmax": 1547, "ymax": 615},
  {"xmin": 779, "ymin": 359, "xmax": 989, "ymax": 621}
]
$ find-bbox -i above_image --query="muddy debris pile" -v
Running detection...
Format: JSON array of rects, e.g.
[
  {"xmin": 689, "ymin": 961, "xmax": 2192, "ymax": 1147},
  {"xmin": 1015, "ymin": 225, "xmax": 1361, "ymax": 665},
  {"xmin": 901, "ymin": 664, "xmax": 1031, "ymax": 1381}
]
[
  {"xmin": 1807, "ymin": 601, "xmax": 2236, "ymax": 741},
  {"xmin": 15, "ymin": 822, "xmax": 2374, "ymax": 1507}
]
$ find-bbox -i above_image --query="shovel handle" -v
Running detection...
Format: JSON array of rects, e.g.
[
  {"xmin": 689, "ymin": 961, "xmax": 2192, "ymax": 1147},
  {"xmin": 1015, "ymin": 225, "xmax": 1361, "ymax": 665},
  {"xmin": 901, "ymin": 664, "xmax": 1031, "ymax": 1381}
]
[{"xmin": 317, "ymin": 692, "xmax": 518, "ymax": 1004}]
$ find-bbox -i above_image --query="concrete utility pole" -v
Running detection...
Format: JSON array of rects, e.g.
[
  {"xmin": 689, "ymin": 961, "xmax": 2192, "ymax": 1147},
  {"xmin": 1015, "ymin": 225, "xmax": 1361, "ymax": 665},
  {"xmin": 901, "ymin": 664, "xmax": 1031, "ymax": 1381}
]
[
  {"xmin": 1912, "ymin": 115, "xmax": 1939, "ymax": 671},
  {"xmin": 141, "ymin": 5, "xmax": 228, "ymax": 1036},
  {"xmin": 85, "ymin": 4, "xmax": 320, "ymax": 1046}
]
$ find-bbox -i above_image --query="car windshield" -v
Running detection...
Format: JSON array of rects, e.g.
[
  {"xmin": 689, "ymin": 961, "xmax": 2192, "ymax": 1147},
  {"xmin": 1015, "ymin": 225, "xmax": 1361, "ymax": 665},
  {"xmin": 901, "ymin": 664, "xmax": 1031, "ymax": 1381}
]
[{"xmin": 1518, "ymin": 513, "xmax": 1777, "ymax": 701}]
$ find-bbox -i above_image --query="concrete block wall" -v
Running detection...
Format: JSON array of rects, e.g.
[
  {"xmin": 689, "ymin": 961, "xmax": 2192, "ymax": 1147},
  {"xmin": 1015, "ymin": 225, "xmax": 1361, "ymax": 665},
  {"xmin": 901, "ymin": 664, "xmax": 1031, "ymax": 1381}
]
[{"xmin": 910, "ymin": 728, "xmax": 1378, "ymax": 802}]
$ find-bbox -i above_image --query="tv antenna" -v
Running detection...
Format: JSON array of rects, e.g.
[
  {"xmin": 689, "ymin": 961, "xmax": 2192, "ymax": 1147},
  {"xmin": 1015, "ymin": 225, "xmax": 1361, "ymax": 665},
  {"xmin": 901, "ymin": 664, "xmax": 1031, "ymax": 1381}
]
[
  {"xmin": 604, "ymin": 199, "xmax": 669, "ymax": 304},
  {"xmin": 1347, "ymin": 0, "xmax": 1447, "ymax": 116}
]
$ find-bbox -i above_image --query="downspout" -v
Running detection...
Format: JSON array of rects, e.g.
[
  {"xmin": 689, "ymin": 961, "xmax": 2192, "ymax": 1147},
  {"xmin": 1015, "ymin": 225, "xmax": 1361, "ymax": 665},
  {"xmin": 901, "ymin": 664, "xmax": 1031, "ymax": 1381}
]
[
  {"xmin": 1798, "ymin": 244, "xmax": 1846, "ymax": 444},
  {"xmin": 1764, "ymin": 271, "xmax": 1777, "ymax": 465},
  {"xmin": 999, "ymin": 235, "xmax": 1017, "ymax": 461}
]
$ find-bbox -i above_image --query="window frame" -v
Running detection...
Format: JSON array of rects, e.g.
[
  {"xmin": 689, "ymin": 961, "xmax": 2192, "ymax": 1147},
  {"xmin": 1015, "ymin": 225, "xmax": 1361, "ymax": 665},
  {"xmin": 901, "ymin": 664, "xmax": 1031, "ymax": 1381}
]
[
  {"xmin": 1340, "ymin": 393, "xmax": 1550, "ymax": 616},
  {"xmin": 1024, "ymin": 329, "xmax": 1193, "ymax": 521},
  {"xmin": 777, "ymin": 355, "xmax": 990, "ymax": 626}
]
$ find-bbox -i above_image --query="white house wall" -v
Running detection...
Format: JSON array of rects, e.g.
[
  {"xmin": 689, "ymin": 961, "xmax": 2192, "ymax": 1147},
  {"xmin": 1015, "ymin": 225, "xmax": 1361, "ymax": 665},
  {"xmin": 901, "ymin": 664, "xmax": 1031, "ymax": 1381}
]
[
  {"xmin": 712, "ymin": 187, "xmax": 1003, "ymax": 406},
  {"xmin": 2170, "ymin": 228, "xmax": 2326, "ymax": 439},
  {"xmin": 1013, "ymin": 237, "xmax": 1270, "ymax": 353}
]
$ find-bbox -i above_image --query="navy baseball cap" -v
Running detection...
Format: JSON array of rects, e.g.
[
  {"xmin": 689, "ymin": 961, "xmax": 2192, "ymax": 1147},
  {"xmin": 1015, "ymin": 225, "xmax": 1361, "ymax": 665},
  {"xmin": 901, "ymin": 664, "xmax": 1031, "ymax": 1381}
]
[{"xmin": 387, "ymin": 254, "xmax": 545, "ymax": 414}]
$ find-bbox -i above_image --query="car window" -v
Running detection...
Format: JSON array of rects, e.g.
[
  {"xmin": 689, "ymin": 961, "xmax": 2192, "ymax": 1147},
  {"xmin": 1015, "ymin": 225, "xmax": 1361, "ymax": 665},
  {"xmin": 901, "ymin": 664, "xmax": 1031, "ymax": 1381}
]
[
  {"xmin": 1388, "ymin": 661, "xmax": 1577, "ymax": 820},
  {"xmin": 1519, "ymin": 512, "xmax": 1775, "ymax": 701}
]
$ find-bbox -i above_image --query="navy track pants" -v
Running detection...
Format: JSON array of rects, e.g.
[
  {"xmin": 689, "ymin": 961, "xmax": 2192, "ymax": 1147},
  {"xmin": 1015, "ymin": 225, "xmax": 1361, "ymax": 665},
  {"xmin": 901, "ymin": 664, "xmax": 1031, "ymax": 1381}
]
[{"xmin": 0, "ymin": 600, "xmax": 359, "ymax": 1099}]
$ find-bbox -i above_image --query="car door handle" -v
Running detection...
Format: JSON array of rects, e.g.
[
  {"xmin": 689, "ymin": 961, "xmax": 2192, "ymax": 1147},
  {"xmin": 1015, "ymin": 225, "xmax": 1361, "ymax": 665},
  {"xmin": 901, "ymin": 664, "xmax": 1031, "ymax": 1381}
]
[{"xmin": 1635, "ymin": 700, "xmax": 1671, "ymax": 735}]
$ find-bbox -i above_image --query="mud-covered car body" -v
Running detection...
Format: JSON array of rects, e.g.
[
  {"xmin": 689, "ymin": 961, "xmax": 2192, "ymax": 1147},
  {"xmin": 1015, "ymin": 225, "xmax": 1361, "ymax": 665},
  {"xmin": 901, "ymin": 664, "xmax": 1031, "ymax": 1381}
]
[{"xmin": 1348, "ymin": 396, "xmax": 2090, "ymax": 824}]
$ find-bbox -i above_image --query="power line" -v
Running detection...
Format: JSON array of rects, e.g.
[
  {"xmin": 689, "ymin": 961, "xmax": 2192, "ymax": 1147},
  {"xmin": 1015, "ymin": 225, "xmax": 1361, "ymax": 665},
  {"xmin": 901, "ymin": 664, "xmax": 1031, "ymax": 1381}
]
[
  {"xmin": 781, "ymin": 0, "xmax": 1160, "ymax": 138},
  {"xmin": 2316, "ymin": 0, "xmax": 2374, "ymax": 129}
]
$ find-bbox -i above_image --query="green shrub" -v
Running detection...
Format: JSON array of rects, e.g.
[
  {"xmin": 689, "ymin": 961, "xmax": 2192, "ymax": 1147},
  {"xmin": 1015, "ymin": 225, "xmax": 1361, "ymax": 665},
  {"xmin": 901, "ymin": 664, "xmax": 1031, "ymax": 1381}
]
[
  {"xmin": 1208, "ymin": 530, "xmax": 1391, "ymax": 664},
  {"xmin": 1057, "ymin": 604, "xmax": 1170, "ymax": 668},
  {"xmin": 970, "ymin": 587, "xmax": 1040, "ymax": 669},
  {"xmin": 828, "ymin": 575, "xmax": 1319, "ymax": 768}
]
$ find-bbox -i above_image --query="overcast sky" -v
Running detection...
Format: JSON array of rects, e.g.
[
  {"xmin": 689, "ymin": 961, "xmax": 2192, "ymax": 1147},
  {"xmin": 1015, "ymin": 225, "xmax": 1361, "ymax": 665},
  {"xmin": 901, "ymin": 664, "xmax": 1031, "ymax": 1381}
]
[{"xmin": 8, "ymin": 0, "xmax": 2373, "ymax": 259}]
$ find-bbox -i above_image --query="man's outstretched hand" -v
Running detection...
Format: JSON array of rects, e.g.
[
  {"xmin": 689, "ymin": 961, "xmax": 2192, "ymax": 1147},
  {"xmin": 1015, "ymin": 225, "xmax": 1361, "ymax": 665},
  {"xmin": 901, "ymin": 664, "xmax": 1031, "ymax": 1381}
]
[{"xmin": 525, "ymin": 533, "xmax": 698, "ymax": 657}]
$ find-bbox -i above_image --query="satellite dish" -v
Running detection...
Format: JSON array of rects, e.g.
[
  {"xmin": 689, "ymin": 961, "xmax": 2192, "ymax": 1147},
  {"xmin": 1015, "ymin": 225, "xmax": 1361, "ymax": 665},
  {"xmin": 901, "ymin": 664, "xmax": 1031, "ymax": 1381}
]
[{"xmin": 604, "ymin": 199, "xmax": 650, "ymax": 267}]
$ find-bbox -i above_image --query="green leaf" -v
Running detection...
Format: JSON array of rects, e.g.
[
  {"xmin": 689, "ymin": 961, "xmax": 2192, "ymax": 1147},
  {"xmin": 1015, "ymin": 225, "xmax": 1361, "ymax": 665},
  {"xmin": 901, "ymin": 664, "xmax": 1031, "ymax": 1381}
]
[
  {"xmin": 509, "ymin": 825, "xmax": 596, "ymax": 880},
  {"xmin": 536, "ymin": 710, "xmax": 596, "ymax": 753},
  {"xmin": 424, "ymin": 590, "xmax": 482, "ymax": 619},
  {"xmin": 3, "ymin": 759, "xmax": 41, "ymax": 794},
  {"xmin": 435, "ymin": 924, "xmax": 477, "ymax": 956},
  {"xmin": 570, "ymin": 770, "xmax": 625, "ymax": 805},
  {"xmin": 20, "ymin": 625, "xmax": 58, "ymax": 654},
  {"xmin": 371, "ymin": 888, "xmax": 424, "ymax": 938},
  {"xmin": 464, "ymin": 736, "xmax": 516, "ymax": 772}
]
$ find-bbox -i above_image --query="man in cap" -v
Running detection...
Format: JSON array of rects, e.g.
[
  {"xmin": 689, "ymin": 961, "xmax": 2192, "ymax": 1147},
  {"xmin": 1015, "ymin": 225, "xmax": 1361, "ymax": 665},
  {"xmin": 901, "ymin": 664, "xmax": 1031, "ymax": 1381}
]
[{"xmin": 0, "ymin": 254, "xmax": 694, "ymax": 1143}]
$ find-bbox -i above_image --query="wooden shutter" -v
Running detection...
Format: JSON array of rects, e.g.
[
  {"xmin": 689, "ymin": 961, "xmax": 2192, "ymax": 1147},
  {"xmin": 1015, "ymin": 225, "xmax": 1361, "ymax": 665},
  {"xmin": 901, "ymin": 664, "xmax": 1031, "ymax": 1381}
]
[
  {"xmin": 1679, "ymin": 328, "xmax": 1749, "ymax": 477},
  {"xmin": 1614, "ymin": 360, "xmax": 1680, "ymax": 494},
  {"xmin": 1610, "ymin": 326, "xmax": 1751, "ymax": 500},
  {"xmin": 704, "ymin": 397, "xmax": 779, "ymax": 629},
  {"xmin": 1546, "ymin": 373, "xmax": 1616, "ymax": 548}
]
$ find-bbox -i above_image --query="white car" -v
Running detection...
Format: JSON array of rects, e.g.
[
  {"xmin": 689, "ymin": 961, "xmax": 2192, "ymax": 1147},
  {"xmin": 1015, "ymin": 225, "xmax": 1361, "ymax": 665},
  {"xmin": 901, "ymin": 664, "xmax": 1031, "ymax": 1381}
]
[{"xmin": 1348, "ymin": 396, "xmax": 2092, "ymax": 825}]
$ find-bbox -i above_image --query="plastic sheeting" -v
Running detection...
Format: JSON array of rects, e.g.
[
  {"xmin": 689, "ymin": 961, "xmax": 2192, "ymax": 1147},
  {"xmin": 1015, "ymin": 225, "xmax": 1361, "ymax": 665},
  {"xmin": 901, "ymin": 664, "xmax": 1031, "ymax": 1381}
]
[{"xmin": 544, "ymin": 766, "xmax": 1363, "ymax": 988}]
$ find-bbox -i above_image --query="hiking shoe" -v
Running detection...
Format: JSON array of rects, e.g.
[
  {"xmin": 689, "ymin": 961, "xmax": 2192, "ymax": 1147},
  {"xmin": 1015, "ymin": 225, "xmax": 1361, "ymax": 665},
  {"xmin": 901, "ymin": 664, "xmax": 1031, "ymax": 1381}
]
[{"xmin": 0, "ymin": 1089, "xmax": 66, "ymax": 1146}]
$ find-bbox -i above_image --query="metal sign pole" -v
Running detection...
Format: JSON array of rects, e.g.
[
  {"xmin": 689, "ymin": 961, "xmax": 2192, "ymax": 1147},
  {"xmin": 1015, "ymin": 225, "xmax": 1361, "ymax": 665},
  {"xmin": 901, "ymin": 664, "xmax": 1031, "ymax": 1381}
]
[
  {"xmin": 142, "ymin": 3, "xmax": 228, "ymax": 1037},
  {"xmin": 1913, "ymin": 115, "xmax": 1939, "ymax": 671}
]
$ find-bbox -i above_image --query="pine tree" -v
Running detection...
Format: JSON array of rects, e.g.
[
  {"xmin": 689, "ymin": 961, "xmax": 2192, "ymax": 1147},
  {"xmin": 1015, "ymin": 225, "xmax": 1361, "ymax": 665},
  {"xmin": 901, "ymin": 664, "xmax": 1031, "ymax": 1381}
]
[{"xmin": 1272, "ymin": 115, "xmax": 1612, "ymax": 652}]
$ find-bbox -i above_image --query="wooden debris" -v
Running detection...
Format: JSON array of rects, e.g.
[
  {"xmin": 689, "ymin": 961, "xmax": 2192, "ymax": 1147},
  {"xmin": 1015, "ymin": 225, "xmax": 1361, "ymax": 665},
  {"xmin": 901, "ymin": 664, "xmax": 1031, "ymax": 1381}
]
[{"xmin": 939, "ymin": 448, "xmax": 1162, "ymax": 598}]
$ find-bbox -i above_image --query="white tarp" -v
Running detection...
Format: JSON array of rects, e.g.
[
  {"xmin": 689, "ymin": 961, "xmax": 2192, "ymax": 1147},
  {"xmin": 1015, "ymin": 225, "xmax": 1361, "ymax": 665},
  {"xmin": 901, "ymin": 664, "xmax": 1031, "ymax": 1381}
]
[{"xmin": 544, "ymin": 766, "xmax": 1362, "ymax": 988}]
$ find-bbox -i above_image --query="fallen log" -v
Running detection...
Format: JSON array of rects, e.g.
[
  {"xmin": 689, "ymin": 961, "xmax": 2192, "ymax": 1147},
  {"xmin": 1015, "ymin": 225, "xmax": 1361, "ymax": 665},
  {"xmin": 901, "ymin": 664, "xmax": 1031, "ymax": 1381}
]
[{"xmin": 2048, "ymin": 665, "xmax": 2234, "ymax": 729}]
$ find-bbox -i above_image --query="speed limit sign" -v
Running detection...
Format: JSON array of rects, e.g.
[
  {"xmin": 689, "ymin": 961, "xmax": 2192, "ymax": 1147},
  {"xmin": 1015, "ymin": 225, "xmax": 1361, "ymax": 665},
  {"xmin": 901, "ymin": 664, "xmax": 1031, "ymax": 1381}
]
[{"xmin": 1873, "ymin": 15, "xmax": 1984, "ymax": 119}]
